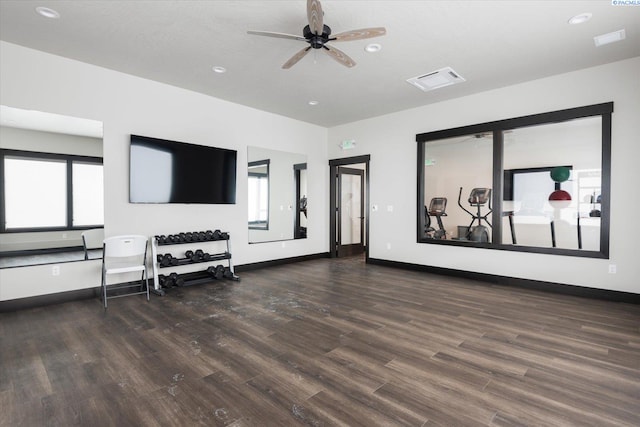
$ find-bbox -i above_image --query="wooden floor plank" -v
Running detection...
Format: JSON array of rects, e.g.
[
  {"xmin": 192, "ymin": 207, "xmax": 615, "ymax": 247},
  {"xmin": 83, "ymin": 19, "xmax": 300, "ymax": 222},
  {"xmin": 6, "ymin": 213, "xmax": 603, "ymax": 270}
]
[{"xmin": 1, "ymin": 256, "xmax": 638, "ymax": 426}]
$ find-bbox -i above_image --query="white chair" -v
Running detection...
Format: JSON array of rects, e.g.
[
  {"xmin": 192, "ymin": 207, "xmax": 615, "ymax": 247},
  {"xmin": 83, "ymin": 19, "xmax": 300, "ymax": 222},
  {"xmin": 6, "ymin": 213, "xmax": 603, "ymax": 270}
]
[
  {"xmin": 101, "ymin": 235, "xmax": 150, "ymax": 308},
  {"xmin": 81, "ymin": 228, "xmax": 104, "ymax": 260}
]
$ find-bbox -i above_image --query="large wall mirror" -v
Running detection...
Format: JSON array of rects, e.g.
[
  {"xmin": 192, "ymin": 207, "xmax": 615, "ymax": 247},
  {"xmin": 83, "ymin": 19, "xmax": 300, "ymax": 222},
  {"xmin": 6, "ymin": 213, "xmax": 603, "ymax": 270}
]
[
  {"xmin": 0, "ymin": 105, "xmax": 104, "ymax": 267},
  {"xmin": 417, "ymin": 102, "xmax": 612, "ymax": 258},
  {"xmin": 248, "ymin": 146, "xmax": 307, "ymax": 243}
]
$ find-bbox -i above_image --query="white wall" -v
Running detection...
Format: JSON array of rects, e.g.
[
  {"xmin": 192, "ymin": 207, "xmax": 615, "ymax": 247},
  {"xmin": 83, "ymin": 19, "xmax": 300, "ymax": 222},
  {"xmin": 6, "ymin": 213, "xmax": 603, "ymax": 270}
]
[
  {"xmin": 1, "ymin": 40, "xmax": 638, "ymax": 300},
  {"xmin": 328, "ymin": 57, "xmax": 640, "ymax": 294},
  {"xmin": 0, "ymin": 41, "xmax": 328, "ymax": 301}
]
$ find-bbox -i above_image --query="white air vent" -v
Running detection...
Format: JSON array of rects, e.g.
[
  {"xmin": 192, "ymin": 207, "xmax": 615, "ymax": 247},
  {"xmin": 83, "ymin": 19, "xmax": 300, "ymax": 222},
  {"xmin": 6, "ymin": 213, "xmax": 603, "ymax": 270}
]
[
  {"xmin": 594, "ymin": 29, "xmax": 625, "ymax": 47},
  {"xmin": 407, "ymin": 67, "xmax": 465, "ymax": 92}
]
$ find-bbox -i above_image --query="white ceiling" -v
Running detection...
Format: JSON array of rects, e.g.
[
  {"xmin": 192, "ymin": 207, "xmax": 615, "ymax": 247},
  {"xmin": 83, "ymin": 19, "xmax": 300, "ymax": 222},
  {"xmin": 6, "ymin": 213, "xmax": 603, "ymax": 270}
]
[{"xmin": 1, "ymin": 1, "xmax": 638, "ymax": 128}]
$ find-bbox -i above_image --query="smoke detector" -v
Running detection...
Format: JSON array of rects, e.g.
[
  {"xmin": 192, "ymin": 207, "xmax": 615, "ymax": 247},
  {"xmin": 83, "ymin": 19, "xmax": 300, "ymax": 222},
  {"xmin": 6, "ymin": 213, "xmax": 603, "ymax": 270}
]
[{"xmin": 407, "ymin": 67, "xmax": 465, "ymax": 92}]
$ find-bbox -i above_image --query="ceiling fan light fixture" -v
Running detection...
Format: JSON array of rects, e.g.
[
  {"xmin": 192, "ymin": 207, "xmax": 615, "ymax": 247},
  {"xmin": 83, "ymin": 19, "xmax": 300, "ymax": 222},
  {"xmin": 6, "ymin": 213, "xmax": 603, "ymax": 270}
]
[
  {"xmin": 35, "ymin": 6, "xmax": 60, "ymax": 19},
  {"xmin": 568, "ymin": 13, "xmax": 592, "ymax": 25},
  {"xmin": 407, "ymin": 67, "xmax": 466, "ymax": 92},
  {"xmin": 365, "ymin": 43, "xmax": 382, "ymax": 53},
  {"xmin": 308, "ymin": 100, "xmax": 319, "ymax": 106},
  {"xmin": 212, "ymin": 66, "xmax": 227, "ymax": 74}
]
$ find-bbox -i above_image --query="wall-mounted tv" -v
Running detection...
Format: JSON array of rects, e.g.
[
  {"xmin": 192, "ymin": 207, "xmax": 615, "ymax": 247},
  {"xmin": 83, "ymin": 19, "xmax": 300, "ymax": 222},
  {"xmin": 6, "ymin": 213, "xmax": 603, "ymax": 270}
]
[{"xmin": 130, "ymin": 134, "xmax": 237, "ymax": 204}]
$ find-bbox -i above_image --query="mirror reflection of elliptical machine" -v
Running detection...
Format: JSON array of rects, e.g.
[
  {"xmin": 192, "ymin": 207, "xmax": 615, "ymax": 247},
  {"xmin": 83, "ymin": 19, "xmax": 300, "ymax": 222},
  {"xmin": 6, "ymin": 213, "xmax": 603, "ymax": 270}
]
[
  {"xmin": 424, "ymin": 197, "xmax": 448, "ymax": 239},
  {"xmin": 457, "ymin": 187, "xmax": 492, "ymax": 242}
]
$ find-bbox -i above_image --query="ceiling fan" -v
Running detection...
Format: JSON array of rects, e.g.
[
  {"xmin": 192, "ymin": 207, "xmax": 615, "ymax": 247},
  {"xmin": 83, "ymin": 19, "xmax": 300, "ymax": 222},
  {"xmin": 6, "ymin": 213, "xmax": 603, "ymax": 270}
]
[{"xmin": 247, "ymin": 0, "xmax": 386, "ymax": 69}]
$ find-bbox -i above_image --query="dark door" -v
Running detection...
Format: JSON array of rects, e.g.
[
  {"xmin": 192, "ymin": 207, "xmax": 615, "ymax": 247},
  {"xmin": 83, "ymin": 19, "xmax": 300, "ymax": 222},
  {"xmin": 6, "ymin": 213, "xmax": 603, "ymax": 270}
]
[{"xmin": 337, "ymin": 167, "xmax": 365, "ymax": 257}]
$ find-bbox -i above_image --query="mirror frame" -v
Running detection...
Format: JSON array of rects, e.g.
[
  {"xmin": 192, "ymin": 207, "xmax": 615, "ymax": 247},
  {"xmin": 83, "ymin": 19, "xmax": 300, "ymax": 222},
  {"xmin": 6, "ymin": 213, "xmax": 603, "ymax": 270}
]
[{"xmin": 416, "ymin": 102, "xmax": 613, "ymax": 258}]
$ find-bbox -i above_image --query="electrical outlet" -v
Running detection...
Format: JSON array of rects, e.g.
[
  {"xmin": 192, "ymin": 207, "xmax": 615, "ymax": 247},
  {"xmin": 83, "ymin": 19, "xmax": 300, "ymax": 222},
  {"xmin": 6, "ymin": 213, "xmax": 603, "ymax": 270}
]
[
  {"xmin": 608, "ymin": 264, "xmax": 617, "ymax": 274},
  {"xmin": 52, "ymin": 265, "xmax": 60, "ymax": 276},
  {"xmin": 371, "ymin": 204, "xmax": 378, "ymax": 212}
]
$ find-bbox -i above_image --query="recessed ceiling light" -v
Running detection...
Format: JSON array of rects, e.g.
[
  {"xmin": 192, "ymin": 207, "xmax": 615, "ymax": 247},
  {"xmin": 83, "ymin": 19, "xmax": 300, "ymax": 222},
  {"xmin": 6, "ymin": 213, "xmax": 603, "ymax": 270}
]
[
  {"xmin": 308, "ymin": 100, "xmax": 319, "ymax": 106},
  {"xmin": 35, "ymin": 6, "xmax": 60, "ymax": 19},
  {"xmin": 594, "ymin": 29, "xmax": 626, "ymax": 47},
  {"xmin": 365, "ymin": 43, "xmax": 382, "ymax": 53},
  {"xmin": 568, "ymin": 13, "xmax": 592, "ymax": 25},
  {"xmin": 212, "ymin": 66, "xmax": 227, "ymax": 74}
]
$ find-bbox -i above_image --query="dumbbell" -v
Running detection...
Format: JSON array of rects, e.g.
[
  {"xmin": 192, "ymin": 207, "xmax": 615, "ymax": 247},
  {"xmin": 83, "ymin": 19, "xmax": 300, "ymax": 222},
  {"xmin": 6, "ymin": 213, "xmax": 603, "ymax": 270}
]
[
  {"xmin": 220, "ymin": 232, "xmax": 229, "ymax": 240},
  {"xmin": 158, "ymin": 274, "xmax": 173, "ymax": 288},
  {"xmin": 205, "ymin": 230, "xmax": 214, "ymax": 241},
  {"xmin": 212, "ymin": 229, "xmax": 222, "ymax": 240},
  {"xmin": 158, "ymin": 253, "xmax": 174, "ymax": 266},
  {"xmin": 201, "ymin": 252, "xmax": 211, "ymax": 261},
  {"xmin": 206, "ymin": 265, "xmax": 225, "ymax": 280},
  {"xmin": 168, "ymin": 272, "xmax": 184, "ymax": 287},
  {"xmin": 206, "ymin": 265, "xmax": 218, "ymax": 279},
  {"xmin": 185, "ymin": 250, "xmax": 194, "ymax": 259},
  {"xmin": 185, "ymin": 232, "xmax": 193, "ymax": 242},
  {"xmin": 223, "ymin": 267, "xmax": 234, "ymax": 279}
]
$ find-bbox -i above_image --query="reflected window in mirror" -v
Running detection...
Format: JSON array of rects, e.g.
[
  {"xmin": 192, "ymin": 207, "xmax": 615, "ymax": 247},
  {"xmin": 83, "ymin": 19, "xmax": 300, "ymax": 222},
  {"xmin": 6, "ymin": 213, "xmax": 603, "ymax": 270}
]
[
  {"xmin": 248, "ymin": 159, "xmax": 270, "ymax": 230},
  {"xmin": 416, "ymin": 102, "xmax": 612, "ymax": 258},
  {"xmin": 1, "ymin": 150, "xmax": 104, "ymax": 231}
]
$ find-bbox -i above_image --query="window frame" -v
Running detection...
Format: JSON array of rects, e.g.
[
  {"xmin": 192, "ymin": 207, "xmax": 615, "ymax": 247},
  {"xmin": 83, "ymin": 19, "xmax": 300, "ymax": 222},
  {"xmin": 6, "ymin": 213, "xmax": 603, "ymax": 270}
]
[
  {"xmin": 416, "ymin": 102, "xmax": 613, "ymax": 258},
  {"xmin": 0, "ymin": 149, "xmax": 104, "ymax": 233}
]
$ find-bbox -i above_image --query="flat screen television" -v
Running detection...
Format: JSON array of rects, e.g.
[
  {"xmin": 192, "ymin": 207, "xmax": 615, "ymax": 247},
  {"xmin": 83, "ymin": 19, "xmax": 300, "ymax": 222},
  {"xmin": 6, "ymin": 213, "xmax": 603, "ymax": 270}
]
[{"xmin": 129, "ymin": 134, "xmax": 237, "ymax": 204}]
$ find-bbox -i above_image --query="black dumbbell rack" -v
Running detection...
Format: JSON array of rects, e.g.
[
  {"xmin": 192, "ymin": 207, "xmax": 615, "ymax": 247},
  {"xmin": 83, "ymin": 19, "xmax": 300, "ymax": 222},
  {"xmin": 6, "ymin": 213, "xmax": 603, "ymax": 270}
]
[{"xmin": 150, "ymin": 230, "xmax": 240, "ymax": 296}]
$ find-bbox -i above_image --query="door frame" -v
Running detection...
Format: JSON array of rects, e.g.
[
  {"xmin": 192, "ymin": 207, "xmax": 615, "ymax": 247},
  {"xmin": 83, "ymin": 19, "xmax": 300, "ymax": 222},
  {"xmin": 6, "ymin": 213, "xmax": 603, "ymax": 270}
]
[
  {"xmin": 329, "ymin": 155, "xmax": 370, "ymax": 260},
  {"xmin": 337, "ymin": 167, "xmax": 365, "ymax": 257}
]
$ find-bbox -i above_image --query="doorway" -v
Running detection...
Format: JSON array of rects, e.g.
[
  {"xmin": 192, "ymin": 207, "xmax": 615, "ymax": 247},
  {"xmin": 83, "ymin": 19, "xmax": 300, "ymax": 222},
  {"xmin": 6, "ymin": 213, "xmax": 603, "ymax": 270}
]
[{"xmin": 329, "ymin": 155, "xmax": 370, "ymax": 259}]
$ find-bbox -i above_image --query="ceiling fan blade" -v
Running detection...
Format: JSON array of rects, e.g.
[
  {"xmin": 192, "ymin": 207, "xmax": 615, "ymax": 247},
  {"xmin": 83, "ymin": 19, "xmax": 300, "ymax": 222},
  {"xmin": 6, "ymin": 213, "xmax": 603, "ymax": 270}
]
[
  {"xmin": 324, "ymin": 45, "xmax": 356, "ymax": 68},
  {"xmin": 282, "ymin": 46, "xmax": 312, "ymax": 69},
  {"xmin": 307, "ymin": 0, "xmax": 324, "ymax": 35},
  {"xmin": 332, "ymin": 27, "xmax": 387, "ymax": 42},
  {"xmin": 247, "ymin": 30, "xmax": 306, "ymax": 42}
]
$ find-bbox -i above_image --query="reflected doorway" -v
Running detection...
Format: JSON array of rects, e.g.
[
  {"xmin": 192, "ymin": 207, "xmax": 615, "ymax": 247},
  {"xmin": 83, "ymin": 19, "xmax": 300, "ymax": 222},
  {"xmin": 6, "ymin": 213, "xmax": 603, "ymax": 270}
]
[{"xmin": 329, "ymin": 155, "xmax": 370, "ymax": 259}]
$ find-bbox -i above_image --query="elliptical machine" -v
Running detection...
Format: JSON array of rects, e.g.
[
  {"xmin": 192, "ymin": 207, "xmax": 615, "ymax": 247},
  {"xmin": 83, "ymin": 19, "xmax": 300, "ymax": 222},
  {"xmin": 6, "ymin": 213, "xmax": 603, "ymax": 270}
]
[
  {"xmin": 424, "ymin": 197, "xmax": 448, "ymax": 239},
  {"xmin": 457, "ymin": 187, "xmax": 492, "ymax": 242}
]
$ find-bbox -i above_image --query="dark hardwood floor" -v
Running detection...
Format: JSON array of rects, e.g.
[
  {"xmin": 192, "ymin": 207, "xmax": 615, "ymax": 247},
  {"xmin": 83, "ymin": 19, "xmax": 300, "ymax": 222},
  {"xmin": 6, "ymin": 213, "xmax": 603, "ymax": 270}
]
[{"xmin": 1, "ymin": 256, "xmax": 639, "ymax": 426}]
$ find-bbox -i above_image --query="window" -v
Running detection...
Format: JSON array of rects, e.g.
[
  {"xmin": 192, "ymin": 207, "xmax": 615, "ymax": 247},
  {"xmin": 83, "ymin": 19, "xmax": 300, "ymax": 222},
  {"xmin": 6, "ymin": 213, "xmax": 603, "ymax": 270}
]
[
  {"xmin": 248, "ymin": 159, "xmax": 269, "ymax": 230},
  {"xmin": 417, "ymin": 102, "xmax": 612, "ymax": 258},
  {"xmin": 1, "ymin": 150, "xmax": 104, "ymax": 232}
]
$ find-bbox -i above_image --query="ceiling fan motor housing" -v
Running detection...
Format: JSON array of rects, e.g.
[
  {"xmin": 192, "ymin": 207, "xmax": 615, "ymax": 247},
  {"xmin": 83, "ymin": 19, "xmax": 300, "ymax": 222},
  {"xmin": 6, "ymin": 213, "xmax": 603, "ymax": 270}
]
[{"xmin": 303, "ymin": 24, "xmax": 332, "ymax": 48}]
